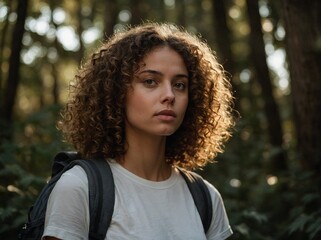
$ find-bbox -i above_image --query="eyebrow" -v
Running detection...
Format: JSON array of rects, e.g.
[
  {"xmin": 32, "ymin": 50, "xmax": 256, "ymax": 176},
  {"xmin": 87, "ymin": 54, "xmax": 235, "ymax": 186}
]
[{"xmin": 139, "ymin": 69, "xmax": 189, "ymax": 79}]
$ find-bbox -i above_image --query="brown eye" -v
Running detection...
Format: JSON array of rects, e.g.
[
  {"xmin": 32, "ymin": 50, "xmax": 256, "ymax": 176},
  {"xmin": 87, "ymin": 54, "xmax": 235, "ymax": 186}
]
[
  {"xmin": 144, "ymin": 79, "xmax": 157, "ymax": 87},
  {"xmin": 174, "ymin": 82, "xmax": 186, "ymax": 90}
]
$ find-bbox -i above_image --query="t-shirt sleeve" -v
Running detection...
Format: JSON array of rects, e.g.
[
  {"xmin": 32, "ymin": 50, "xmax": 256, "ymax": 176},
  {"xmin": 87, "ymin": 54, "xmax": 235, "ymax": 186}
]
[
  {"xmin": 42, "ymin": 166, "xmax": 90, "ymax": 240},
  {"xmin": 204, "ymin": 180, "xmax": 233, "ymax": 240}
]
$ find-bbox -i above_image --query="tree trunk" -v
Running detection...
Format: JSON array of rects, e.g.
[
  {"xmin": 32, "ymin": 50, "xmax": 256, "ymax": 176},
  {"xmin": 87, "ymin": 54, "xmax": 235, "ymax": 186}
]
[
  {"xmin": 211, "ymin": 0, "xmax": 240, "ymax": 111},
  {"xmin": 104, "ymin": 0, "xmax": 118, "ymax": 39},
  {"xmin": 158, "ymin": 0, "xmax": 166, "ymax": 22},
  {"xmin": 0, "ymin": 1, "xmax": 13, "ymax": 92},
  {"xmin": 282, "ymin": 0, "xmax": 321, "ymax": 174},
  {"xmin": 246, "ymin": 0, "xmax": 287, "ymax": 172},
  {"xmin": 176, "ymin": 0, "xmax": 186, "ymax": 27},
  {"xmin": 0, "ymin": 0, "xmax": 29, "ymax": 140},
  {"xmin": 212, "ymin": 0, "xmax": 234, "ymax": 76},
  {"xmin": 130, "ymin": 0, "xmax": 145, "ymax": 26},
  {"xmin": 75, "ymin": 1, "xmax": 85, "ymax": 63},
  {"xmin": 49, "ymin": 1, "xmax": 60, "ymax": 105}
]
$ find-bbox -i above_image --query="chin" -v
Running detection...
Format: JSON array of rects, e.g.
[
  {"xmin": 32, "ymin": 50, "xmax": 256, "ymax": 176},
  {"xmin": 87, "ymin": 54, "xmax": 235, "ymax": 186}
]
[{"xmin": 158, "ymin": 130, "xmax": 177, "ymax": 136}]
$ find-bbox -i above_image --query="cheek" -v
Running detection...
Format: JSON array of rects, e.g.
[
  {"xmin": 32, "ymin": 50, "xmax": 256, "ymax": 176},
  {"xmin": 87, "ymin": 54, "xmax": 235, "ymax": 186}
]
[
  {"xmin": 181, "ymin": 96, "xmax": 189, "ymax": 113},
  {"xmin": 125, "ymin": 93, "xmax": 148, "ymax": 119},
  {"xmin": 176, "ymin": 97, "xmax": 189, "ymax": 127},
  {"xmin": 127, "ymin": 93, "xmax": 142, "ymax": 109}
]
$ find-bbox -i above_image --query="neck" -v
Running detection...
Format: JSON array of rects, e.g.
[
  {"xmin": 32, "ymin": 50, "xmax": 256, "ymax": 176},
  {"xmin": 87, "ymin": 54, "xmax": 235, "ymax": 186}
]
[{"xmin": 119, "ymin": 130, "xmax": 171, "ymax": 181}]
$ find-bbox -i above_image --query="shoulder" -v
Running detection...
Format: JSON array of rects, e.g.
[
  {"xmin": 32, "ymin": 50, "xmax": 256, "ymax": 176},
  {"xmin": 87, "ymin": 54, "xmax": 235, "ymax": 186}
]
[
  {"xmin": 195, "ymin": 176, "xmax": 228, "ymax": 217},
  {"xmin": 201, "ymin": 179, "xmax": 233, "ymax": 239},
  {"xmin": 179, "ymin": 168, "xmax": 222, "ymax": 201},
  {"xmin": 179, "ymin": 170, "xmax": 233, "ymax": 239},
  {"xmin": 44, "ymin": 165, "xmax": 90, "ymax": 239},
  {"xmin": 203, "ymin": 179, "xmax": 224, "ymax": 203},
  {"xmin": 51, "ymin": 165, "xmax": 88, "ymax": 195}
]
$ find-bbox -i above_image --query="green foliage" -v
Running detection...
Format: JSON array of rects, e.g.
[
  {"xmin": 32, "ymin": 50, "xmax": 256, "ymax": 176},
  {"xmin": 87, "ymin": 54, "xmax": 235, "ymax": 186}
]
[
  {"xmin": 285, "ymin": 172, "xmax": 321, "ymax": 240},
  {"xmin": 0, "ymin": 105, "xmax": 70, "ymax": 238},
  {"xmin": 201, "ymin": 118, "xmax": 321, "ymax": 240}
]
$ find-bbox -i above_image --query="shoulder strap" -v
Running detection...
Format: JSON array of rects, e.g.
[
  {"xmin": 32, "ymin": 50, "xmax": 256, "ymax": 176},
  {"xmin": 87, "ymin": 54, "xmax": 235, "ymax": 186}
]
[
  {"xmin": 72, "ymin": 158, "xmax": 115, "ymax": 240},
  {"xmin": 51, "ymin": 151, "xmax": 80, "ymax": 177},
  {"xmin": 50, "ymin": 152, "xmax": 115, "ymax": 240},
  {"xmin": 178, "ymin": 168, "xmax": 213, "ymax": 233}
]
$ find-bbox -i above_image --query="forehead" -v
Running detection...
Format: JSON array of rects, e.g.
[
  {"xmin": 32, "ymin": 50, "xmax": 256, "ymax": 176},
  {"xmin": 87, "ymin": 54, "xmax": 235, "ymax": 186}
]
[{"xmin": 138, "ymin": 46, "xmax": 187, "ymax": 73}]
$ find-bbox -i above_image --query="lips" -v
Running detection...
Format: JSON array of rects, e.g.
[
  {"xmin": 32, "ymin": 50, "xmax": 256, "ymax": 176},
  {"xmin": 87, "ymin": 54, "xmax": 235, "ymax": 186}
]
[{"xmin": 155, "ymin": 109, "xmax": 177, "ymax": 118}]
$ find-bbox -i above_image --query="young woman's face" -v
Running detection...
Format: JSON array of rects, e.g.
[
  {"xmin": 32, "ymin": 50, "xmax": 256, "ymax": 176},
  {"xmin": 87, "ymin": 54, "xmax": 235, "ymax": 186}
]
[{"xmin": 125, "ymin": 46, "xmax": 189, "ymax": 137}]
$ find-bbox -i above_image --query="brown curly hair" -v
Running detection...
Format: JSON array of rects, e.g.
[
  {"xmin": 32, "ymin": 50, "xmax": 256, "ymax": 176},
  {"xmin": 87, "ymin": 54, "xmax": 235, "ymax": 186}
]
[{"xmin": 57, "ymin": 22, "xmax": 235, "ymax": 170}]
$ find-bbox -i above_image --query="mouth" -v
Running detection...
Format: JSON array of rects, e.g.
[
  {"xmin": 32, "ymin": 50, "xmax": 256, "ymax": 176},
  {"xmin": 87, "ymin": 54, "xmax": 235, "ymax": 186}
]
[{"xmin": 155, "ymin": 109, "xmax": 177, "ymax": 118}]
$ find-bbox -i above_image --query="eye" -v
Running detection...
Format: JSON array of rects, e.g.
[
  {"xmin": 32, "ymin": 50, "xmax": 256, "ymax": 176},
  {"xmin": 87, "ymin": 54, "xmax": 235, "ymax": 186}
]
[
  {"xmin": 174, "ymin": 82, "xmax": 186, "ymax": 90},
  {"xmin": 143, "ymin": 79, "xmax": 157, "ymax": 87}
]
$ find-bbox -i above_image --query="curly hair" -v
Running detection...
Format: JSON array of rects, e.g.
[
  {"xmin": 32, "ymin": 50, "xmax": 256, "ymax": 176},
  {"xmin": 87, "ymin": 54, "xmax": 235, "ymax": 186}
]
[{"xmin": 57, "ymin": 22, "xmax": 235, "ymax": 170}]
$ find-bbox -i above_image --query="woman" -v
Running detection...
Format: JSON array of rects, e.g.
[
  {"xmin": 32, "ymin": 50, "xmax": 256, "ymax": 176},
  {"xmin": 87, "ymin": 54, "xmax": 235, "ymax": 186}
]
[{"xmin": 43, "ymin": 22, "xmax": 235, "ymax": 240}]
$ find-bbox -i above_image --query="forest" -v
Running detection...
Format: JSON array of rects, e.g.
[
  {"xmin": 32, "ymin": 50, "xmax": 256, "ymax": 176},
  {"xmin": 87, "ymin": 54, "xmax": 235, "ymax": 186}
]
[{"xmin": 0, "ymin": 0, "xmax": 320, "ymax": 239}]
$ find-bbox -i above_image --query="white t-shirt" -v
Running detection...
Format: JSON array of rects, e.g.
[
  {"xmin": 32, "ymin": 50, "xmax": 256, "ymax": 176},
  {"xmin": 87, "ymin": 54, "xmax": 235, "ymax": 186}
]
[{"xmin": 43, "ymin": 161, "xmax": 233, "ymax": 240}]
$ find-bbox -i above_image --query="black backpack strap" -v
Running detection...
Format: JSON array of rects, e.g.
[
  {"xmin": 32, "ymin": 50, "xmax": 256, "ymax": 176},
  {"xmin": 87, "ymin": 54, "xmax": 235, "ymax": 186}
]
[
  {"xmin": 51, "ymin": 151, "xmax": 80, "ymax": 177},
  {"xmin": 72, "ymin": 159, "xmax": 115, "ymax": 240},
  {"xmin": 178, "ymin": 168, "xmax": 213, "ymax": 233}
]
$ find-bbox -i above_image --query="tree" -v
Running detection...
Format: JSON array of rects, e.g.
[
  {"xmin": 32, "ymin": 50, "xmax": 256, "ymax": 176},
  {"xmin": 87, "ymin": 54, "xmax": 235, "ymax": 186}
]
[
  {"xmin": 0, "ymin": 0, "xmax": 29, "ymax": 141},
  {"xmin": 130, "ymin": 0, "xmax": 146, "ymax": 26},
  {"xmin": 176, "ymin": 0, "xmax": 186, "ymax": 27},
  {"xmin": 75, "ymin": 1, "xmax": 85, "ymax": 63},
  {"xmin": 48, "ymin": 1, "xmax": 61, "ymax": 105},
  {"xmin": 246, "ymin": 0, "xmax": 287, "ymax": 173},
  {"xmin": 282, "ymin": 0, "xmax": 321, "ymax": 175},
  {"xmin": 211, "ymin": 0, "xmax": 240, "ymax": 110},
  {"xmin": 103, "ymin": 0, "xmax": 119, "ymax": 39},
  {"xmin": 0, "ymin": 0, "xmax": 13, "ymax": 89}
]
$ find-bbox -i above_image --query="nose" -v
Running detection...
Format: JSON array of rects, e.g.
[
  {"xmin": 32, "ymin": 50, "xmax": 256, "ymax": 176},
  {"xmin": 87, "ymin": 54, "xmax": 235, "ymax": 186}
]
[{"xmin": 161, "ymin": 84, "xmax": 175, "ymax": 105}]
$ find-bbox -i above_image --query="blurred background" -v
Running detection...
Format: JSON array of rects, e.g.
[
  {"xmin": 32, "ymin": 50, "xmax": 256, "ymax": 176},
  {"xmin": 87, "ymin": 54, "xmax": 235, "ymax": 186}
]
[{"xmin": 0, "ymin": 0, "xmax": 320, "ymax": 239}]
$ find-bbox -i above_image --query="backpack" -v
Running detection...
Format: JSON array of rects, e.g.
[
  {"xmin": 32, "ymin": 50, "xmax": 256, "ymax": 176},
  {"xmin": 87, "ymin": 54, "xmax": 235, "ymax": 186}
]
[{"xmin": 19, "ymin": 151, "xmax": 213, "ymax": 240}]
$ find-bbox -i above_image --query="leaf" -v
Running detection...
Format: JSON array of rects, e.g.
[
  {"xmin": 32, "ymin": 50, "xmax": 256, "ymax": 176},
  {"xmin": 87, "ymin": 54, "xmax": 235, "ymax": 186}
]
[
  {"xmin": 234, "ymin": 223, "xmax": 250, "ymax": 236},
  {"xmin": 288, "ymin": 214, "xmax": 312, "ymax": 235},
  {"xmin": 0, "ymin": 207, "xmax": 18, "ymax": 221},
  {"xmin": 242, "ymin": 210, "xmax": 268, "ymax": 224},
  {"xmin": 302, "ymin": 193, "xmax": 320, "ymax": 204},
  {"xmin": 307, "ymin": 217, "xmax": 321, "ymax": 239}
]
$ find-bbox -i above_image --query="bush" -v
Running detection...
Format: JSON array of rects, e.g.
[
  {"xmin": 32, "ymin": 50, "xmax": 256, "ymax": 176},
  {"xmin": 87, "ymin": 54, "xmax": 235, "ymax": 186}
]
[{"xmin": 0, "ymin": 105, "xmax": 70, "ymax": 238}]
